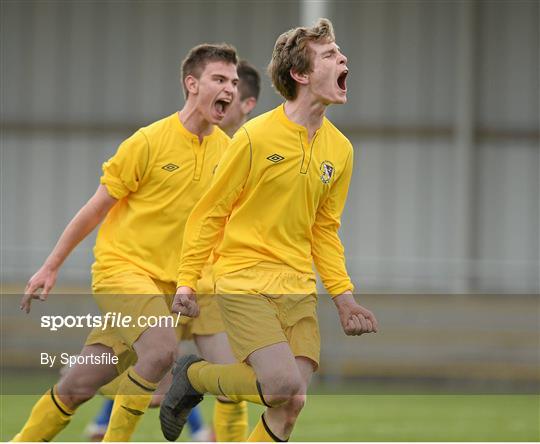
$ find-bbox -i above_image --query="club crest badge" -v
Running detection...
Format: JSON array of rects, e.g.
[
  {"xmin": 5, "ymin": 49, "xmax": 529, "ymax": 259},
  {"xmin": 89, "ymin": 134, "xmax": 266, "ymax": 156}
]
[{"xmin": 320, "ymin": 161, "xmax": 335, "ymax": 184}]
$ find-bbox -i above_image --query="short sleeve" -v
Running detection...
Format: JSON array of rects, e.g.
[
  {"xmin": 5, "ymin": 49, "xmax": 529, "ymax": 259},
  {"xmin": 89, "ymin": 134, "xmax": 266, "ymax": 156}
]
[{"xmin": 100, "ymin": 130, "xmax": 150, "ymax": 199}]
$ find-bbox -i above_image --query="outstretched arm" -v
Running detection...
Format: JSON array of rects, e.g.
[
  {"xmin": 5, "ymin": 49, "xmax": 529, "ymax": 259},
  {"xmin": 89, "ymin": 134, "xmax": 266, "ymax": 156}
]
[{"xmin": 21, "ymin": 184, "xmax": 117, "ymax": 312}]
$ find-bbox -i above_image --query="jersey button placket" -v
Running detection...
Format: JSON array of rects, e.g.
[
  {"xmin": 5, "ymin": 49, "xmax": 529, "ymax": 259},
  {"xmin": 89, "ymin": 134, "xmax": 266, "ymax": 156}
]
[
  {"xmin": 300, "ymin": 129, "xmax": 319, "ymax": 174},
  {"xmin": 192, "ymin": 137, "xmax": 204, "ymax": 181}
]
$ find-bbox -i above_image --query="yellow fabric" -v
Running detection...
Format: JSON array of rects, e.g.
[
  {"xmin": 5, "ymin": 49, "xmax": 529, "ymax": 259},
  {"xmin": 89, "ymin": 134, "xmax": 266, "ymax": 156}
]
[
  {"xmin": 86, "ymin": 272, "xmax": 183, "ymax": 366},
  {"xmin": 12, "ymin": 387, "xmax": 74, "ymax": 442},
  {"xmin": 99, "ymin": 372, "xmax": 123, "ymax": 400},
  {"xmin": 182, "ymin": 262, "xmax": 225, "ymax": 338},
  {"xmin": 215, "ymin": 263, "xmax": 320, "ymax": 366},
  {"xmin": 178, "ymin": 104, "xmax": 354, "ymax": 296},
  {"xmin": 247, "ymin": 416, "xmax": 275, "ymax": 442},
  {"xmin": 102, "ymin": 368, "xmax": 157, "ymax": 441},
  {"xmin": 187, "ymin": 361, "xmax": 265, "ymax": 405},
  {"xmin": 93, "ymin": 113, "xmax": 230, "ymax": 286},
  {"xmin": 213, "ymin": 400, "xmax": 249, "ymax": 442},
  {"xmin": 92, "ymin": 267, "xmax": 224, "ymax": 397}
]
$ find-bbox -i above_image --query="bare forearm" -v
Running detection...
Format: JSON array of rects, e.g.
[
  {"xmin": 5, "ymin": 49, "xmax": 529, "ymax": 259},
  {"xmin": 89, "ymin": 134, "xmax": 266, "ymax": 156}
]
[
  {"xmin": 44, "ymin": 208, "xmax": 100, "ymax": 269},
  {"xmin": 44, "ymin": 186, "xmax": 116, "ymax": 271},
  {"xmin": 333, "ymin": 290, "xmax": 354, "ymax": 308}
]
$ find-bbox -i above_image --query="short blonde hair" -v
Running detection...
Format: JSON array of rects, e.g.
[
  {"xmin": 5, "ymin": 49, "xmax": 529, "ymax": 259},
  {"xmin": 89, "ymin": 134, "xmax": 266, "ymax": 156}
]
[{"xmin": 268, "ymin": 18, "xmax": 335, "ymax": 100}]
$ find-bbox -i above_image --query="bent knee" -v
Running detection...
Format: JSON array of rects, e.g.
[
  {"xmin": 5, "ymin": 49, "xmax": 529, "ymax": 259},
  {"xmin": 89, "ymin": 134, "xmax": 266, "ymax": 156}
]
[
  {"xmin": 136, "ymin": 332, "xmax": 177, "ymax": 372},
  {"xmin": 287, "ymin": 393, "xmax": 306, "ymax": 414},
  {"xmin": 144, "ymin": 347, "xmax": 176, "ymax": 373},
  {"xmin": 260, "ymin": 374, "xmax": 304, "ymax": 406},
  {"xmin": 279, "ymin": 394, "xmax": 306, "ymax": 429}
]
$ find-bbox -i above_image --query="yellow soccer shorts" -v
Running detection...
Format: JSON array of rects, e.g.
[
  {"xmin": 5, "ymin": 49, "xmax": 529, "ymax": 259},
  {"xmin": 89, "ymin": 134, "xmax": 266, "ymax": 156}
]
[
  {"xmin": 85, "ymin": 271, "xmax": 183, "ymax": 373},
  {"xmin": 215, "ymin": 262, "xmax": 320, "ymax": 368},
  {"xmin": 181, "ymin": 262, "xmax": 225, "ymax": 338}
]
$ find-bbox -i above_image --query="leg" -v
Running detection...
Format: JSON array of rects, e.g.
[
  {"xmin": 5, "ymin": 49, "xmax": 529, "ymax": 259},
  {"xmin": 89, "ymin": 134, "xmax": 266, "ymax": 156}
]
[
  {"xmin": 93, "ymin": 273, "xmax": 180, "ymax": 442},
  {"xmin": 159, "ymin": 270, "xmax": 314, "ymax": 441},
  {"xmin": 185, "ymin": 291, "xmax": 303, "ymax": 406},
  {"xmin": 247, "ymin": 342, "xmax": 305, "ymax": 406},
  {"xmin": 132, "ymin": 325, "xmax": 178, "ymax": 383},
  {"xmin": 103, "ymin": 325, "xmax": 178, "ymax": 441},
  {"xmin": 185, "ymin": 341, "xmax": 303, "ymax": 407},
  {"xmin": 57, "ymin": 344, "xmax": 120, "ymax": 408},
  {"xmin": 148, "ymin": 366, "xmax": 174, "ymax": 408},
  {"xmin": 195, "ymin": 333, "xmax": 249, "ymax": 441},
  {"xmin": 194, "ymin": 331, "xmax": 236, "ymax": 364},
  {"xmin": 251, "ymin": 357, "xmax": 315, "ymax": 441},
  {"xmin": 194, "ymin": 332, "xmax": 238, "ymax": 401},
  {"xmin": 162, "ymin": 342, "xmax": 304, "ymax": 442},
  {"xmin": 13, "ymin": 344, "xmax": 118, "ymax": 442}
]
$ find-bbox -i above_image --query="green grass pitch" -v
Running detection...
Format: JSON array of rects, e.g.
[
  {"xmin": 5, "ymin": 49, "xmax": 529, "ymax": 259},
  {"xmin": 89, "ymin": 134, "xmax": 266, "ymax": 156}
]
[{"xmin": 2, "ymin": 390, "xmax": 538, "ymax": 441}]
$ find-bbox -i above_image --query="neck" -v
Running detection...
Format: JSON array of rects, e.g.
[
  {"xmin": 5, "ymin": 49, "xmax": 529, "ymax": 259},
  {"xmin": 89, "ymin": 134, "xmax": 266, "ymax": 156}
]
[
  {"xmin": 178, "ymin": 101, "xmax": 214, "ymax": 142},
  {"xmin": 283, "ymin": 93, "xmax": 327, "ymax": 141},
  {"xmin": 221, "ymin": 116, "xmax": 247, "ymax": 138}
]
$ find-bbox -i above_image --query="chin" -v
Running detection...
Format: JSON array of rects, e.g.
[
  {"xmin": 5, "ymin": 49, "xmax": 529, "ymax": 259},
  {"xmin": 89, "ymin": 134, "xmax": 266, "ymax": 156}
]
[
  {"xmin": 208, "ymin": 114, "xmax": 223, "ymax": 125},
  {"xmin": 330, "ymin": 96, "xmax": 347, "ymax": 105}
]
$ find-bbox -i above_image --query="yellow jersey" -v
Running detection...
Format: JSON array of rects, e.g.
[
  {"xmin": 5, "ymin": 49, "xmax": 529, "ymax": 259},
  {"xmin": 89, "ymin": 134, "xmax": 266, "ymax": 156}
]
[
  {"xmin": 178, "ymin": 104, "xmax": 354, "ymax": 296},
  {"xmin": 92, "ymin": 113, "xmax": 230, "ymax": 285}
]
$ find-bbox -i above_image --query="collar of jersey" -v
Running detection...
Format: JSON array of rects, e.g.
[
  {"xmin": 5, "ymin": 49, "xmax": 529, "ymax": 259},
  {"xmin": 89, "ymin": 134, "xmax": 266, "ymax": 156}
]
[
  {"xmin": 276, "ymin": 104, "xmax": 326, "ymax": 137},
  {"xmin": 173, "ymin": 112, "xmax": 216, "ymax": 141}
]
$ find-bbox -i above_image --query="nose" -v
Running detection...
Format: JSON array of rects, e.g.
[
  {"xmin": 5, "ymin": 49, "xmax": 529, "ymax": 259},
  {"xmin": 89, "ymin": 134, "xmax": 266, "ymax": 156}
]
[
  {"xmin": 224, "ymin": 81, "xmax": 236, "ymax": 96},
  {"xmin": 338, "ymin": 51, "xmax": 348, "ymax": 65}
]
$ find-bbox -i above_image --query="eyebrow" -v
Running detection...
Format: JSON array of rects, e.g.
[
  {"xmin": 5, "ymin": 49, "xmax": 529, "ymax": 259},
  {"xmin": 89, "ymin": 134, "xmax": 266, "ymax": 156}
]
[
  {"xmin": 322, "ymin": 48, "xmax": 337, "ymax": 56},
  {"xmin": 211, "ymin": 73, "xmax": 239, "ymax": 83}
]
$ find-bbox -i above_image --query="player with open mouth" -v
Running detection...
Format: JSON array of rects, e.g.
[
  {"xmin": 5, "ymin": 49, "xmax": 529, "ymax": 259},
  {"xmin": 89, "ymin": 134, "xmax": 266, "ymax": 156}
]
[
  {"xmin": 13, "ymin": 44, "xmax": 245, "ymax": 442},
  {"xmin": 161, "ymin": 18, "xmax": 378, "ymax": 443}
]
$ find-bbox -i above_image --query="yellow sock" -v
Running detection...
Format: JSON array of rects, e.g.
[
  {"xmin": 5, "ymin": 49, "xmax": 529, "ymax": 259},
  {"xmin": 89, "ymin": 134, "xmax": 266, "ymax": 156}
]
[
  {"xmin": 213, "ymin": 399, "xmax": 249, "ymax": 442},
  {"xmin": 188, "ymin": 361, "xmax": 269, "ymax": 406},
  {"xmin": 99, "ymin": 372, "xmax": 123, "ymax": 400},
  {"xmin": 102, "ymin": 367, "xmax": 158, "ymax": 442},
  {"xmin": 12, "ymin": 386, "xmax": 75, "ymax": 442},
  {"xmin": 247, "ymin": 414, "xmax": 286, "ymax": 442}
]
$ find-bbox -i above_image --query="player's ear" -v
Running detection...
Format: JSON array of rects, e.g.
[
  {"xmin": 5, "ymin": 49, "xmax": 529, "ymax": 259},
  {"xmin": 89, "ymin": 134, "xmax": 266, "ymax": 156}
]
[
  {"xmin": 241, "ymin": 97, "xmax": 257, "ymax": 115},
  {"xmin": 290, "ymin": 69, "xmax": 309, "ymax": 86},
  {"xmin": 184, "ymin": 75, "xmax": 199, "ymax": 96}
]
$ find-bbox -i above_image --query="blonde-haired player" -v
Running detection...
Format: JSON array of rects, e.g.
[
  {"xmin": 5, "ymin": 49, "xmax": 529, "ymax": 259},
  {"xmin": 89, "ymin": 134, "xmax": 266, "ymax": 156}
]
[{"xmin": 161, "ymin": 19, "xmax": 378, "ymax": 442}]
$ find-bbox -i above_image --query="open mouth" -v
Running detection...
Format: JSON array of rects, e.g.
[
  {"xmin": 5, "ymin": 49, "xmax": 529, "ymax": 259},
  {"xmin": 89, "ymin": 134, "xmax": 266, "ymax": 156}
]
[
  {"xmin": 214, "ymin": 98, "xmax": 231, "ymax": 116},
  {"xmin": 337, "ymin": 69, "xmax": 348, "ymax": 91}
]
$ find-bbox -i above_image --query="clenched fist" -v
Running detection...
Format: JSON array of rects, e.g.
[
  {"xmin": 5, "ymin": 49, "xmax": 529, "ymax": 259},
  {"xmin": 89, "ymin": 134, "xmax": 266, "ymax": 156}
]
[
  {"xmin": 172, "ymin": 286, "xmax": 200, "ymax": 317},
  {"xmin": 334, "ymin": 292, "xmax": 378, "ymax": 336}
]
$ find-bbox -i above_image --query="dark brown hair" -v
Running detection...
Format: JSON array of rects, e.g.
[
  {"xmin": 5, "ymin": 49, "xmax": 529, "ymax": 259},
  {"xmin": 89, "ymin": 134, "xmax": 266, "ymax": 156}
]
[
  {"xmin": 181, "ymin": 43, "xmax": 238, "ymax": 98},
  {"xmin": 268, "ymin": 18, "xmax": 335, "ymax": 100},
  {"xmin": 237, "ymin": 60, "xmax": 261, "ymax": 101}
]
